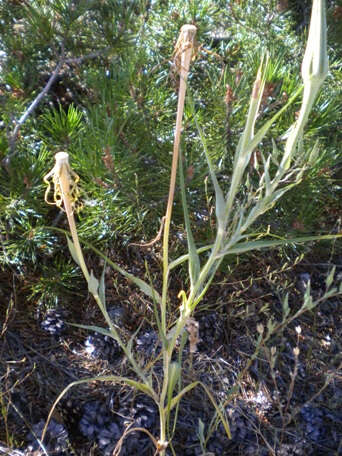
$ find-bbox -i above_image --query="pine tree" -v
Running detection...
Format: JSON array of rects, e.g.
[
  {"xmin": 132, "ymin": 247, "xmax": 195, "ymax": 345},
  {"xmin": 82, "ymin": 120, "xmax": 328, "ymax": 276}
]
[{"xmin": 0, "ymin": 0, "xmax": 340, "ymax": 306}]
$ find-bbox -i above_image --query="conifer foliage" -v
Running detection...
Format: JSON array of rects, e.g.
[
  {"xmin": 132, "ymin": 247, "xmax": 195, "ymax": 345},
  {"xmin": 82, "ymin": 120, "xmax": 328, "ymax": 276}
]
[{"xmin": 0, "ymin": 1, "xmax": 340, "ymax": 306}]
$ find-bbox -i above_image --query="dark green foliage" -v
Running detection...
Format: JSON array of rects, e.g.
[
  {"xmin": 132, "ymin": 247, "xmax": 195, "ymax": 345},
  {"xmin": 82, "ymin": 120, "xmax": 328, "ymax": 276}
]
[
  {"xmin": 40, "ymin": 103, "xmax": 84, "ymax": 146},
  {"xmin": 0, "ymin": 0, "xmax": 341, "ymax": 307}
]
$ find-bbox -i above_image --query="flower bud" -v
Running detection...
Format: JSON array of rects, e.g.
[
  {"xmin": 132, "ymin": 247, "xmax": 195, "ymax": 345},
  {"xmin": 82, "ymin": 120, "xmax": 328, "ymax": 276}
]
[{"xmin": 301, "ymin": 0, "xmax": 329, "ymax": 85}]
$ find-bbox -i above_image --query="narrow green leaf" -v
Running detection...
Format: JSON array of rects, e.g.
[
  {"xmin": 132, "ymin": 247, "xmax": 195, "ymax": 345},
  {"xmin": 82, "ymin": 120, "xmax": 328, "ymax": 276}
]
[
  {"xmin": 170, "ymin": 232, "xmax": 342, "ymax": 271},
  {"xmin": 308, "ymin": 140, "xmax": 320, "ymax": 165},
  {"xmin": 195, "ymin": 118, "xmax": 226, "ymax": 225},
  {"xmin": 217, "ymin": 234, "xmax": 342, "ymax": 259},
  {"xmin": 267, "ymin": 319, "xmax": 276, "ymax": 335},
  {"xmin": 85, "ymin": 242, "xmax": 161, "ymax": 303},
  {"xmin": 192, "ymin": 259, "xmax": 223, "ymax": 310},
  {"xmin": 198, "ymin": 418, "xmax": 205, "ymax": 447},
  {"xmin": 247, "ymin": 84, "xmax": 303, "ymax": 158},
  {"xmin": 169, "ymin": 244, "xmax": 212, "ymax": 270},
  {"xmin": 127, "ymin": 320, "xmax": 144, "ymax": 355},
  {"xmin": 66, "ymin": 236, "xmax": 80, "ymax": 266},
  {"xmin": 305, "ymin": 295, "xmax": 314, "ymax": 309},
  {"xmin": 323, "ymin": 288, "xmax": 337, "ymax": 299},
  {"xmin": 224, "ymin": 55, "xmax": 269, "ymax": 218},
  {"xmin": 45, "ymin": 227, "xmax": 162, "ymax": 304},
  {"xmin": 260, "ymin": 153, "xmax": 272, "ymax": 196},
  {"xmin": 242, "ymin": 54, "xmax": 269, "ymax": 146},
  {"xmin": 67, "ymin": 322, "xmax": 113, "ymax": 338},
  {"xmin": 179, "ymin": 147, "xmax": 200, "ymax": 287},
  {"xmin": 123, "ymin": 379, "xmax": 156, "ymax": 397},
  {"xmin": 168, "ymin": 381, "xmax": 199, "ymax": 411},
  {"xmin": 167, "ymin": 362, "xmax": 181, "ymax": 409},
  {"xmin": 197, "ymin": 382, "xmax": 231, "ymax": 440},
  {"xmin": 145, "ymin": 262, "xmax": 167, "ymax": 346},
  {"xmin": 271, "ymin": 139, "xmax": 280, "ymax": 166}
]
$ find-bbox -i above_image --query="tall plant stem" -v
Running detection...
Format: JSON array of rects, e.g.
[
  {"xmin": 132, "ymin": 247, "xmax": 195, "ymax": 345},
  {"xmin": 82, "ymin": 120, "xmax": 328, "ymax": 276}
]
[
  {"xmin": 161, "ymin": 25, "xmax": 196, "ymax": 334},
  {"xmin": 47, "ymin": 153, "xmax": 151, "ymax": 386},
  {"xmin": 159, "ymin": 25, "xmax": 196, "ymax": 456}
]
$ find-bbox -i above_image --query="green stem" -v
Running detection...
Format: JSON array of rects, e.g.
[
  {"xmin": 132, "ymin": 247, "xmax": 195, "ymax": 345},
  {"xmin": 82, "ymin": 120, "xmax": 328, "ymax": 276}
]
[
  {"xmin": 64, "ymin": 199, "xmax": 90, "ymax": 283},
  {"xmin": 158, "ymin": 349, "xmax": 173, "ymax": 456},
  {"xmin": 54, "ymin": 153, "xmax": 151, "ymax": 389},
  {"xmin": 160, "ymin": 27, "xmax": 196, "ymax": 455}
]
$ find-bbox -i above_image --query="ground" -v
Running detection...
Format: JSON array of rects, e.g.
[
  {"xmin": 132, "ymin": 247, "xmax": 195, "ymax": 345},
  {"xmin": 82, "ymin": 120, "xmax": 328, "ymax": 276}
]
[{"xmin": 0, "ymin": 245, "xmax": 341, "ymax": 456}]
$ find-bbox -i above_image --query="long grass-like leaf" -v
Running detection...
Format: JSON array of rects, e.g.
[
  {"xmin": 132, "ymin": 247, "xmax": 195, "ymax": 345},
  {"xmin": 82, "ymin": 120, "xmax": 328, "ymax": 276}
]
[
  {"xmin": 168, "ymin": 381, "xmax": 231, "ymax": 439},
  {"xmin": 166, "ymin": 362, "xmax": 181, "ymax": 414},
  {"xmin": 145, "ymin": 264, "xmax": 167, "ymax": 345},
  {"xmin": 216, "ymin": 234, "xmax": 342, "ymax": 259},
  {"xmin": 88, "ymin": 270, "xmax": 99, "ymax": 297},
  {"xmin": 225, "ymin": 83, "xmax": 303, "ymax": 223},
  {"xmin": 45, "ymin": 227, "xmax": 161, "ymax": 303},
  {"xmin": 240, "ymin": 54, "xmax": 269, "ymax": 147},
  {"xmin": 179, "ymin": 147, "xmax": 200, "ymax": 288},
  {"xmin": 198, "ymin": 382, "xmax": 231, "ymax": 440},
  {"xmin": 168, "ymin": 381, "xmax": 199, "ymax": 411},
  {"xmin": 225, "ymin": 55, "xmax": 269, "ymax": 220},
  {"xmin": 194, "ymin": 118, "xmax": 226, "ymax": 226},
  {"xmin": 246, "ymin": 85, "xmax": 303, "ymax": 168},
  {"xmin": 86, "ymin": 241, "xmax": 162, "ymax": 303},
  {"xmin": 67, "ymin": 322, "xmax": 113, "ymax": 337},
  {"xmin": 168, "ymin": 245, "xmax": 212, "ymax": 270},
  {"xmin": 170, "ymin": 232, "xmax": 342, "ymax": 270}
]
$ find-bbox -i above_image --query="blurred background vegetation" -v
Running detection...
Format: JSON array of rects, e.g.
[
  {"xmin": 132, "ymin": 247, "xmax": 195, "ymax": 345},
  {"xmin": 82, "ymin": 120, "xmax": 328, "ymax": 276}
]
[{"xmin": 0, "ymin": 0, "xmax": 341, "ymax": 307}]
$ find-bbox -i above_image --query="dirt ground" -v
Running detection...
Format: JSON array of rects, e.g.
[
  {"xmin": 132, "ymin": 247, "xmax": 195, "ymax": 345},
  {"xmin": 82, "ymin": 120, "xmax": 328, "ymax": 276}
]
[{"xmin": 1, "ymin": 246, "xmax": 341, "ymax": 455}]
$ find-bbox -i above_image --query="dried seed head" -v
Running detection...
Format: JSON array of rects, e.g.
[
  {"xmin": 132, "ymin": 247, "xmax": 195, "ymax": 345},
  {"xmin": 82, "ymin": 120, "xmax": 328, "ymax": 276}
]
[
  {"xmin": 172, "ymin": 24, "xmax": 197, "ymax": 75},
  {"xmin": 293, "ymin": 347, "xmax": 300, "ymax": 357},
  {"xmin": 271, "ymin": 346, "xmax": 277, "ymax": 356},
  {"xmin": 43, "ymin": 152, "xmax": 80, "ymax": 211}
]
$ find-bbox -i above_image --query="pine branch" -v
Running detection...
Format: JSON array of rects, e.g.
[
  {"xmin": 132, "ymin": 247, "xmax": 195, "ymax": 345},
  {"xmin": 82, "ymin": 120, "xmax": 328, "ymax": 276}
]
[
  {"xmin": 64, "ymin": 47, "xmax": 111, "ymax": 65},
  {"xmin": 3, "ymin": 53, "xmax": 65, "ymax": 169},
  {"xmin": 3, "ymin": 47, "xmax": 111, "ymax": 169}
]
